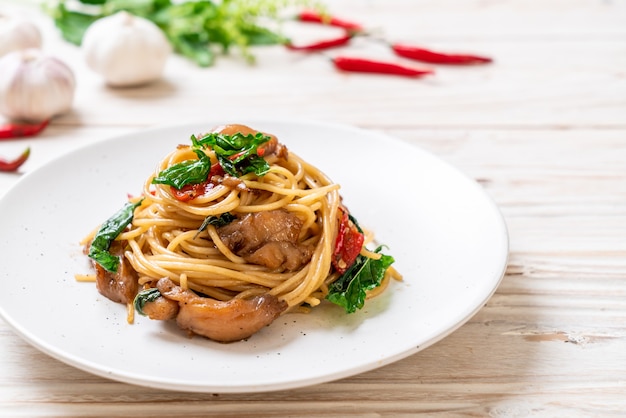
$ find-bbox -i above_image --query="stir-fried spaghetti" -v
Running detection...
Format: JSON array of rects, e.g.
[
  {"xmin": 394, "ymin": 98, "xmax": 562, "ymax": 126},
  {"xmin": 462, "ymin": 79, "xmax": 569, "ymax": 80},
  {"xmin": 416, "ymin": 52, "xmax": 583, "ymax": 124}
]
[{"xmin": 82, "ymin": 124, "xmax": 399, "ymax": 342}]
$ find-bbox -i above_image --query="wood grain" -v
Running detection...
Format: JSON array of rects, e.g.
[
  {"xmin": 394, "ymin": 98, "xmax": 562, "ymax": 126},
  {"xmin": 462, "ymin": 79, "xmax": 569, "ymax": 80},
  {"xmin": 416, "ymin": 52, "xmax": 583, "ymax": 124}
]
[{"xmin": 0, "ymin": 0, "xmax": 625, "ymax": 416}]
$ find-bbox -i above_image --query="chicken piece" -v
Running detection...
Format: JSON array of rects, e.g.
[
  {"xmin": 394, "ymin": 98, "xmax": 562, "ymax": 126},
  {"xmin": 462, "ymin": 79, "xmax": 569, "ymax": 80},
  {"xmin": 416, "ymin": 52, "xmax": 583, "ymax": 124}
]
[
  {"xmin": 259, "ymin": 135, "xmax": 288, "ymax": 160},
  {"xmin": 156, "ymin": 278, "xmax": 287, "ymax": 342},
  {"xmin": 141, "ymin": 294, "xmax": 179, "ymax": 321},
  {"xmin": 92, "ymin": 241, "xmax": 138, "ymax": 304},
  {"xmin": 217, "ymin": 209, "xmax": 313, "ymax": 271},
  {"xmin": 213, "ymin": 123, "xmax": 259, "ymax": 137}
]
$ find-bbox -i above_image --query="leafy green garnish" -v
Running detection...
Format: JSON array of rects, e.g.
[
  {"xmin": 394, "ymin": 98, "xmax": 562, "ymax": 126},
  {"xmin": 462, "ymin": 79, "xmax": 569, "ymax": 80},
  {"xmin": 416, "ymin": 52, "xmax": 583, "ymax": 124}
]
[
  {"xmin": 326, "ymin": 246, "xmax": 395, "ymax": 313},
  {"xmin": 197, "ymin": 212, "xmax": 236, "ymax": 234},
  {"xmin": 133, "ymin": 287, "xmax": 162, "ymax": 316},
  {"xmin": 192, "ymin": 131, "xmax": 272, "ymax": 177},
  {"xmin": 151, "ymin": 148, "xmax": 212, "ymax": 189},
  {"xmin": 88, "ymin": 199, "xmax": 143, "ymax": 273},
  {"xmin": 45, "ymin": 0, "xmax": 317, "ymax": 66}
]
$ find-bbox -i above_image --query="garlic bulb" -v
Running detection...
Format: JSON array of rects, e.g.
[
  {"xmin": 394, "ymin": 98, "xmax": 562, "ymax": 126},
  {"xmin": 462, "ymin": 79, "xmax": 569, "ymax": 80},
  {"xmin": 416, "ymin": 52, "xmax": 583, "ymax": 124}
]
[
  {"xmin": 82, "ymin": 11, "xmax": 171, "ymax": 87},
  {"xmin": 0, "ymin": 49, "xmax": 75, "ymax": 122},
  {"xmin": 0, "ymin": 14, "xmax": 42, "ymax": 58}
]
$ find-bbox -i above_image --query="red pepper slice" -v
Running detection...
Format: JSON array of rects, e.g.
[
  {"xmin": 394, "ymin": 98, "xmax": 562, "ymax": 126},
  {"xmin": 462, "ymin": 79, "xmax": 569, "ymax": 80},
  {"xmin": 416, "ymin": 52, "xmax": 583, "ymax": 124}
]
[
  {"xmin": 170, "ymin": 163, "xmax": 225, "ymax": 202},
  {"xmin": 332, "ymin": 56, "xmax": 434, "ymax": 78},
  {"xmin": 332, "ymin": 208, "xmax": 365, "ymax": 274},
  {"xmin": 0, "ymin": 120, "xmax": 49, "ymax": 140},
  {"xmin": 0, "ymin": 147, "xmax": 30, "ymax": 172},
  {"xmin": 286, "ymin": 34, "xmax": 353, "ymax": 51},
  {"xmin": 296, "ymin": 10, "xmax": 364, "ymax": 33},
  {"xmin": 170, "ymin": 181, "xmax": 213, "ymax": 202},
  {"xmin": 391, "ymin": 44, "xmax": 493, "ymax": 65}
]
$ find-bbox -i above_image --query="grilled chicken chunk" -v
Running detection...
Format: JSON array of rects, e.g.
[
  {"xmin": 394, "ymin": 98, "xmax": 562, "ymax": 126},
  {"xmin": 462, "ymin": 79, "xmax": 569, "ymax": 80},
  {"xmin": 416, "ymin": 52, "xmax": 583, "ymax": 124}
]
[
  {"xmin": 217, "ymin": 209, "xmax": 313, "ymax": 271},
  {"xmin": 156, "ymin": 278, "xmax": 287, "ymax": 342},
  {"xmin": 90, "ymin": 241, "xmax": 138, "ymax": 304}
]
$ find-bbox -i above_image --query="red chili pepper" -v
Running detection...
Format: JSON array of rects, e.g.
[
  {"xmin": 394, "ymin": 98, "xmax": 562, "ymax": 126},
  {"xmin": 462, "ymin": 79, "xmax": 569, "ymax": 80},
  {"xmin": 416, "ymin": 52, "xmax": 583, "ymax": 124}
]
[
  {"xmin": 286, "ymin": 34, "xmax": 353, "ymax": 51},
  {"xmin": 297, "ymin": 10, "xmax": 363, "ymax": 32},
  {"xmin": 170, "ymin": 163, "xmax": 225, "ymax": 202},
  {"xmin": 170, "ymin": 181, "xmax": 213, "ymax": 202},
  {"xmin": 0, "ymin": 119, "xmax": 49, "ymax": 140},
  {"xmin": 391, "ymin": 43, "xmax": 492, "ymax": 65},
  {"xmin": 332, "ymin": 208, "xmax": 365, "ymax": 274},
  {"xmin": 0, "ymin": 147, "xmax": 30, "ymax": 172},
  {"xmin": 332, "ymin": 56, "xmax": 434, "ymax": 78}
]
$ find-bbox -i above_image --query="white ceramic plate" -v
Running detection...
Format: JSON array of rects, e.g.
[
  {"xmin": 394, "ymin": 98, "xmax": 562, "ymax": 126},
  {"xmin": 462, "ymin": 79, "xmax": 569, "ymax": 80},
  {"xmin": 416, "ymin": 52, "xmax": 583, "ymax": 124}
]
[{"xmin": 0, "ymin": 120, "xmax": 508, "ymax": 393}]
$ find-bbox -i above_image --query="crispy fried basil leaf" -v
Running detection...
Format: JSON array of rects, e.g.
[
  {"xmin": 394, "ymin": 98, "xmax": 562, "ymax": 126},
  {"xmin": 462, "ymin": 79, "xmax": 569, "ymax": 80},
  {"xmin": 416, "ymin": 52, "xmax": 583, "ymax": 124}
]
[
  {"xmin": 326, "ymin": 246, "xmax": 395, "ymax": 314},
  {"xmin": 152, "ymin": 148, "xmax": 211, "ymax": 189},
  {"xmin": 88, "ymin": 199, "xmax": 143, "ymax": 273}
]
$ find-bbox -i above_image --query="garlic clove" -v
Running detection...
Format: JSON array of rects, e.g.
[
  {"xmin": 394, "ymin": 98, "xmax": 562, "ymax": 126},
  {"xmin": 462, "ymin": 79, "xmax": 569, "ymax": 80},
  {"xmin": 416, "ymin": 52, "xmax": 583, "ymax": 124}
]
[
  {"xmin": 82, "ymin": 11, "xmax": 171, "ymax": 87},
  {"xmin": 0, "ymin": 14, "xmax": 43, "ymax": 58},
  {"xmin": 0, "ymin": 49, "xmax": 76, "ymax": 123}
]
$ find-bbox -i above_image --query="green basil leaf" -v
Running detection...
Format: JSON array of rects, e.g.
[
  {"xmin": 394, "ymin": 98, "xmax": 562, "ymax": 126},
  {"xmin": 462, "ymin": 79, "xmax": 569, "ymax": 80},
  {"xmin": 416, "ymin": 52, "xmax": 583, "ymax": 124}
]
[
  {"xmin": 326, "ymin": 246, "xmax": 395, "ymax": 313},
  {"xmin": 199, "ymin": 212, "xmax": 236, "ymax": 229},
  {"xmin": 152, "ymin": 148, "xmax": 211, "ymax": 189},
  {"xmin": 88, "ymin": 199, "xmax": 143, "ymax": 273},
  {"xmin": 193, "ymin": 132, "xmax": 271, "ymax": 177},
  {"xmin": 133, "ymin": 287, "xmax": 162, "ymax": 316},
  {"xmin": 194, "ymin": 212, "xmax": 236, "ymax": 238}
]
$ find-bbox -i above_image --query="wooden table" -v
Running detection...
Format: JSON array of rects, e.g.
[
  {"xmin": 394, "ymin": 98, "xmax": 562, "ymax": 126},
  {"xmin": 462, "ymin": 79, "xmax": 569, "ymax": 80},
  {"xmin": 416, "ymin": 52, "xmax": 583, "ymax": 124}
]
[{"xmin": 1, "ymin": 0, "xmax": 625, "ymax": 416}]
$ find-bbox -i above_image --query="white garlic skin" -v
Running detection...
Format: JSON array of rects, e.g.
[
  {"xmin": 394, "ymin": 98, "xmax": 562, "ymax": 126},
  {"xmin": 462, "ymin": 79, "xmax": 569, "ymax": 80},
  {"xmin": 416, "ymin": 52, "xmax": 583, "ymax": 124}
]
[
  {"xmin": 0, "ymin": 15, "xmax": 42, "ymax": 57},
  {"xmin": 82, "ymin": 11, "xmax": 171, "ymax": 87},
  {"xmin": 0, "ymin": 49, "xmax": 76, "ymax": 122}
]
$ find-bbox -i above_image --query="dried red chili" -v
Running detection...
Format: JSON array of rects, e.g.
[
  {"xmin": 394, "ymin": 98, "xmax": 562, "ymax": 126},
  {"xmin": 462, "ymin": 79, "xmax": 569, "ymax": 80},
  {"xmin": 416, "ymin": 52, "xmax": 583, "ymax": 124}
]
[
  {"xmin": 332, "ymin": 208, "xmax": 364, "ymax": 274},
  {"xmin": 0, "ymin": 119, "xmax": 49, "ymax": 140},
  {"xmin": 391, "ymin": 43, "xmax": 493, "ymax": 65},
  {"xmin": 0, "ymin": 147, "xmax": 30, "ymax": 172},
  {"xmin": 332, "ymin": 56, "xmax": 434, "ymax": 78},
  {"xmin": 170, "ymin": 163, "xmax": 225, "ymax": 202},
  {"xmin": 296, "ymin": 10, "xmax": 363, "ymax": 33},
  {"xmin": 286, "ymin": 34, "xmax": 353, "ymax": 51}
]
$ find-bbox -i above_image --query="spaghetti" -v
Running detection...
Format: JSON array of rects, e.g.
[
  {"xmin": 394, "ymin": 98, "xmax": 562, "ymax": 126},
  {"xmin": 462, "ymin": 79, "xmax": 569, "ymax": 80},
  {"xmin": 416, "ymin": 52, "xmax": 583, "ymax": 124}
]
[{"xmin": 84, "ymin": 124, "xmax": 399, "ymax": 342}]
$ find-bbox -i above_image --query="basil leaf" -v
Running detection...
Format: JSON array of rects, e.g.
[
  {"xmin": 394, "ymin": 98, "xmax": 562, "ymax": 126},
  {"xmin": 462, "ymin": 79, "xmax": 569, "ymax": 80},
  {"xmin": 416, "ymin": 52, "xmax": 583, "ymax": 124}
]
[
  {"xmin": 152, "ymin": 148, "xmax": 211, "ymax": 189},
  {"xmin": 88, "ymin": 199, "xmax": 143, "ymax": 273},
  {"xmin": 133, "ymin": 288, "xmax": 162, "ymax": 316},
  {"xmin": 326, "ymin": 246, "xmax": 395, "ymax": 313},
  {"xmin": 193, "ymin": 132, "xmax": 271, "ymax": 177},
  {"xmin": 198, "ymin": 212, "xmax": 236, "ymax": 231},
  {"xmin": 194, "ymin": 212, "xmax": 236, "ymax": 238}
]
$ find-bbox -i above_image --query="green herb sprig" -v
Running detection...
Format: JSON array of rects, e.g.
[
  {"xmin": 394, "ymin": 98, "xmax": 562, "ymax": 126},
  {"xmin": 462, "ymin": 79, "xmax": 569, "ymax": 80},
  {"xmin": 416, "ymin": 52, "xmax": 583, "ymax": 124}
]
[{"xmin": 46, "ymin": 0, "xmax": 320, "ymax": 66}]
